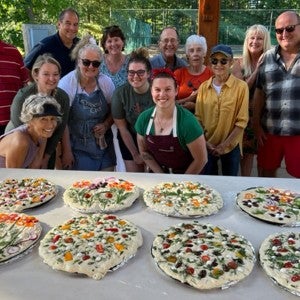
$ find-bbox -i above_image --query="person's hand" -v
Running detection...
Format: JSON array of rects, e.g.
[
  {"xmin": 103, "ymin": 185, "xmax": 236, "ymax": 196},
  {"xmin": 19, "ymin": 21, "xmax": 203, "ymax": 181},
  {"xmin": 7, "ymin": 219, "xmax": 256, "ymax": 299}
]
[
  {"xmin": 181, "ymin": 101, "xmax": 195, "ymax": 111},
  {"xmin": 133, "ymin": 153, "xmax": 144, "ymax": 165},
  {"xmin": 212, "ymin": 143, "xmax": 226, "ymax": 156},
  {"xmin": 206, "ymin": 142, "xmax": 216, "ymax": 154},
  {"xmin": 61, "ymin": 151, "xmax": 74, "ymax": 170},
  {"xmin": 253, "ymin": 124, "xmax": 267, "ymax": 147},
  {"xmin": 93, "ymin": 123, "xmax": 107, "ymax": 136}
]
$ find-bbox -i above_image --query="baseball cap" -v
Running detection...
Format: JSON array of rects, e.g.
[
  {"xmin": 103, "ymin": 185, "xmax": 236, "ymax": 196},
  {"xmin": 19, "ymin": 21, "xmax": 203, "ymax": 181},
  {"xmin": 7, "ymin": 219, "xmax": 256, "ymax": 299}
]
[
  {"xmin": 33, "ymin": 103, "xmax": 62, "ymax": 118},
  {"xmin": 210, "ymin": 44, "xmax": 233, "ymax": 58}
]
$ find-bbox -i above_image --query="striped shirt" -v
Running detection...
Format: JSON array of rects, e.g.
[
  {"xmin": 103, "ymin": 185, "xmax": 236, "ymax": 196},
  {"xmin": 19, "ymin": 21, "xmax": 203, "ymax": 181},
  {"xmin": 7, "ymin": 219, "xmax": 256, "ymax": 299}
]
[{"xmin": 0, "ymin": 40, "xmax": 29, "ymax": 126}]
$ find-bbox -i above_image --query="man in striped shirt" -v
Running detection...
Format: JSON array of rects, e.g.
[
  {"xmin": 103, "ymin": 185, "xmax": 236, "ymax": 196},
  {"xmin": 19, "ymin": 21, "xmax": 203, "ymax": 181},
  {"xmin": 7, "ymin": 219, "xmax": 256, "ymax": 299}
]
[{"xmin": 0, "ymin": 40, "xmax": 29, "ymax": 135}]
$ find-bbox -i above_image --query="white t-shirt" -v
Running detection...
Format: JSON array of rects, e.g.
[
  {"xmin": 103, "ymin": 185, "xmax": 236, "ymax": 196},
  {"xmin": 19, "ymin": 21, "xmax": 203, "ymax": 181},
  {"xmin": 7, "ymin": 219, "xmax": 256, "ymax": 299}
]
[{"xmin": 58, "ymin": 70, "xmax": 115, "ymax": 106}]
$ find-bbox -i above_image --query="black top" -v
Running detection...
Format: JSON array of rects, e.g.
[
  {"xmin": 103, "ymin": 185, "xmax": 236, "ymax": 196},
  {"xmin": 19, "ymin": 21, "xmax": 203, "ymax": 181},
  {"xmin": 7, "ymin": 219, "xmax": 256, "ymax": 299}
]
[{"xmin": 24, "ymin": 32, "xmax": 80, "ymax": 77}]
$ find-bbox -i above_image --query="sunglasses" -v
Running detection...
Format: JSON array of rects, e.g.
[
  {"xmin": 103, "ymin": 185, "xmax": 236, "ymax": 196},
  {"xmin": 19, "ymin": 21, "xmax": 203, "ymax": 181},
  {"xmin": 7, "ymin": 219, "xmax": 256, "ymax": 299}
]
[
  {"xmin": 81, "ymin": 59, "xmax": 101, "ymax": 68},
  {"xmin": 127, "ymin": 69, "xmax": 146, "ymax": 77},
  {"xmin": 275, "ymin": 23, "xmax": 300, "ymax": 34},
  {"xmin": 210, "ymin": 58, "xmax": 229, "ymax": 65}
]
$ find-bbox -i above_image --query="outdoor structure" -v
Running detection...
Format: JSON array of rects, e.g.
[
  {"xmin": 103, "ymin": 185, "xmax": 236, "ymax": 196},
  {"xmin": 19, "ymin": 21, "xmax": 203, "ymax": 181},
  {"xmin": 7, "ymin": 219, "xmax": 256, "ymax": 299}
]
[
  {"xmin": 22, "ymin": 24, "xmax": 56, "ymax": 54},
  {"xmin": 198, "ymin": 0, "xmax": 220, "ymax": 59}
]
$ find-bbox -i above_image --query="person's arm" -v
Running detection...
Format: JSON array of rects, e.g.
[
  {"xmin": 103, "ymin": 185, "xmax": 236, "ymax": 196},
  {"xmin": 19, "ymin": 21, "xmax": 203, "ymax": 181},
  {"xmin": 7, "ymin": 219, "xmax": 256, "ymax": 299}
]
[
  {"xmin": 60, "ymin": 125, "xmax": 74, "ymax": 169},
  {"xmin": 24, "ymin": 43, "xmax": 43, "ymax": 71},
  {"xmin": 185, "ymin": 135, "xmax": 207, "ymax": 174},
  {"xmin": 245, "ymin": 54, "xmax": 265, "ymax": 91},
  {"xmin": 114, "ymin": 118, "xmax": 143, "ymax": 165},
  {"xmin": 177, "ymin": 91, "xmax": 197, "ymax": 111},
  {"xmin": 93, "ymin": 113, "xmax": 114, "ymax": 137},
  {"xmin": 136, "ymin": 133, "xmax": 164, "ymax": 173},
  {"xmin": 5, "ymin": 134, "xmax": 29, "ymax": 168},
  {"xmin": 252, "ymin": 88, "xmax": 267, "ymax": 147},
  {"xmin": 212, "ymin": 126, "xmax": 244, "ymax": 156},
  {"xmin": 9, "ymin": 91, "xmax": 25, "ymax": 128},
  {"xmin": 231, "ymin": 58, "xmax": 243, "ymax": 80}
]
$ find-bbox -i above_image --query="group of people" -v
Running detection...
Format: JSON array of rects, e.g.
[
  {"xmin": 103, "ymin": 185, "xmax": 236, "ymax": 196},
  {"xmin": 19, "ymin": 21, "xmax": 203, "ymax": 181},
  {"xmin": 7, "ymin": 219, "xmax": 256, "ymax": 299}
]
[{"xmin": 0, "ymin": 8, "xmax": 299, "ymax": 178}]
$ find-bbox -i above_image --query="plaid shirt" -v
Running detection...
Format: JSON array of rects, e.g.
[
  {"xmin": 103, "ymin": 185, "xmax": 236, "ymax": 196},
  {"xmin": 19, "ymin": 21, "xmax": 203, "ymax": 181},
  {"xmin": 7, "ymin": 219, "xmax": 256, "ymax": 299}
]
[{"xmin": 256, "ymin": 45, "xmax": 300, "ymax": 135}]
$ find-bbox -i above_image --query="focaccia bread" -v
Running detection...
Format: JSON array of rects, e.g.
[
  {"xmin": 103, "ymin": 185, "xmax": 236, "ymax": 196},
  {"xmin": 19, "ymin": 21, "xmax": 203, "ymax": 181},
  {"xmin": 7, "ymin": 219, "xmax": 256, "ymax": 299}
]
[
  {"xmin": 0, "ymin": 212, "xmax": 42, "ymax": 263},
  {"xmin": 259, "ymin": 232, "xmax": 300, "ymax": 296},
  {"xmin": 236, "ymin": 187, "xmax": 300, "ymax": 225},
  {"xmin": 39, "ymin": 214, "xmax": 143, "ymax": 280},
  {"xmin": 143, "ymin": 181, "xmax": 223, "ymax": 217},
  {"xmin": 63, "ymin": 178, "xmax": 140, "ymax": 213},
  {"xmin": 0, "ymin": 178, "xmax": 57, "ymax": 212},
  {"xmin": 152, "ymin": 222, "xmax": 255, "ymax": 290}
]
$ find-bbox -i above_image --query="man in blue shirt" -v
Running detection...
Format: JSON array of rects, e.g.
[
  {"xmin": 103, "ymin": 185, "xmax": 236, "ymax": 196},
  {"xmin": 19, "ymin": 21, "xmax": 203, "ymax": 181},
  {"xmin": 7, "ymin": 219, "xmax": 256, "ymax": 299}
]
[
  {"xmin": 150, "ymin": 27, "xmax": 187, "ymax": 71},
  {"xmin": 24, "ymin": 7, "xmax": 80, "ymax": 78}
]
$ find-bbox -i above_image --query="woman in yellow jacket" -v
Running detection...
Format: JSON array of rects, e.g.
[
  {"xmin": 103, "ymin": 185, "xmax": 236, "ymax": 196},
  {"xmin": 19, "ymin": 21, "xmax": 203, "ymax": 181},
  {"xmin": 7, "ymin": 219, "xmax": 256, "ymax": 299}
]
[{"xmin": 195, "ymin": 44, "xmax": 249, "ymax": 176}]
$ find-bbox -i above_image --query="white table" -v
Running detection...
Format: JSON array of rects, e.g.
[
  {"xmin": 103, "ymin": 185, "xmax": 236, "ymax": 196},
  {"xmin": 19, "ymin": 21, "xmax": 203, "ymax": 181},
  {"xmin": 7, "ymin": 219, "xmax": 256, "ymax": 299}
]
[{"xmin": 0, "ymin": 168, "xmax": 299, "ymax": 300}]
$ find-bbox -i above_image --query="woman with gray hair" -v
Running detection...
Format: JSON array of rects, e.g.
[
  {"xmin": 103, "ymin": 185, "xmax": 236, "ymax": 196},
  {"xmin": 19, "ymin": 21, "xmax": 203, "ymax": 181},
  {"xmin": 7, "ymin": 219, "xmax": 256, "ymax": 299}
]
[
  {"xmin": 174, "ymin": 34, "xmax": 213, "ymax": 111},
  {"xmin": 58, "ymin": 34, "xmax": 116, "ymax": 171},
  {"xmin": 0, "ymin": 94, "xmax": 62, "ymax": 168}
]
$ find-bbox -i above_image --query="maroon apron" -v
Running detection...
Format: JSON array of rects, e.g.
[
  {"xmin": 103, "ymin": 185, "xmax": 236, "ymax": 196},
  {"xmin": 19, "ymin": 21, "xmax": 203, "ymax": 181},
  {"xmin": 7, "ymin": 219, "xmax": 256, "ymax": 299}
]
[{"xmin": 145, "ymin": 107, "xmax": 193, "ymax": 174}]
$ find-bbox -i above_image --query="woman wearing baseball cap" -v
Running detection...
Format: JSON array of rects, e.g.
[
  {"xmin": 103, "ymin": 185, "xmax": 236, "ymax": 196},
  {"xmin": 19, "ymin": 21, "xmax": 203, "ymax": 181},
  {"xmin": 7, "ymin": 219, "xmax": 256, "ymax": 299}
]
[
  {"xmin": 195, "ymin": 44, "xmax": 249, "ymax": 176},
  {"xmin": 0, "ymin": 94, "xmax": 62, "ymax": 168}
]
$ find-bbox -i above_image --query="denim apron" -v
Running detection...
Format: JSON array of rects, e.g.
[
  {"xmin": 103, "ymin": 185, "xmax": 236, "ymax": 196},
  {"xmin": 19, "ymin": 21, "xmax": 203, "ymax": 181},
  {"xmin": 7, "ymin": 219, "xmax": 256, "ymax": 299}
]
[
  {"xmin": 145, "ymin": 106, "xmax": 192, "ymax": 174},
  {"xmin": 69, "ymin": 78, "xmax": 115, "ymax": 170}
]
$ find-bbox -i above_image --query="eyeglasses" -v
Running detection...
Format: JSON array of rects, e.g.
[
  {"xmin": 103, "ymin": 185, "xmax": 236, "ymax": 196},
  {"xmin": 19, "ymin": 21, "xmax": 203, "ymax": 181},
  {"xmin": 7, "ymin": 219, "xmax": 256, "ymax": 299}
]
[
  {"xmin": 275, "ymin": 24, "xmax": 300, "ymax": 34},
  {"xmin": 160, "ymin": 38, "xmax": 178, "ymax": 45},
  {"xmin": 127, "ymin": 69, "xmax": 146, "ymax": 77},
  {"xmin": 210, "ymin": 58, "xmax": 229, "ymax": 65},
  {"xmin": 81, "ymin": 59, "xmax": 101, "ymax": 68}
]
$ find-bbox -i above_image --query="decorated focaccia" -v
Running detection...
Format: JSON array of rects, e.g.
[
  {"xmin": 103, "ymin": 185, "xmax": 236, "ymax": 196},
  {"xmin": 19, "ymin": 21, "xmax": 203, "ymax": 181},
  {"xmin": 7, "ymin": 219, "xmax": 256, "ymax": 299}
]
[
  {"xmin": 39, "ymin": 214, "xmax": 143, "ymax": 280},
  {"xmin": 0, "ymin": 178, "xmax": 57, "ymax": 212},
  {"xmin": 143, "ymin": 181, "xmax": 223, "ymax": 217},
  {"xmin": 259, "ymin": 232, "xmax": 300, "ymax": 296},
  {"xmin": 152, "ymin": 222, "xmax": 255, "ymax": 290},
  {"xmin": 0, "ymin": 212, "xmax": 42, "ymax": 263},
  {"xmin": 63, "ymin": 177, "xmax": 140, "ymax": 213},
  {"xmin": 236, "ymin": 187, "xmax": 300, "ymax": 225}
]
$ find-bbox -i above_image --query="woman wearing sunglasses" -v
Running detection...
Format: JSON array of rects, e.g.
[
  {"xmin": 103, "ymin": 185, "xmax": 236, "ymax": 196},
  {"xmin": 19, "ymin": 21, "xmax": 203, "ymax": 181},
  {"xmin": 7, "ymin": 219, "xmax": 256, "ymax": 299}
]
[
  {"xmin": 232, "ymin": 25, "xmax": 271, "ymax": 176},
  {"xmin": 58, "ymin": 35, "xmax": 116, "ymax": 171},
  {"xmin": 111, "ymin": 48, "xmax": 153, "ymax": 172},
  {"xmin": 195, "ymin": 44, "xmax": 249, "ymax": 176}
]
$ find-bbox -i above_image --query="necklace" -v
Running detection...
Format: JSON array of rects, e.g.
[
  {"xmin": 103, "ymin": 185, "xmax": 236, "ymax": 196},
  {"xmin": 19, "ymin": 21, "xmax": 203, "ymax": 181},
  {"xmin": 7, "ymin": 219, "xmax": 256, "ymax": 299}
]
[{"xmin": 156, "ymin": 115, "xmax": 171, "ymax": 133}]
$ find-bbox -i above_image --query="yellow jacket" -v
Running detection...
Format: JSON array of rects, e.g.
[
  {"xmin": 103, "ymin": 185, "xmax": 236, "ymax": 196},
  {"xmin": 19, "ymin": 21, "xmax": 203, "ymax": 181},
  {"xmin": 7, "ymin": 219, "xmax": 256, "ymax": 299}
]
[{"xmin": 195, "ymin": 74, "xmax": 249, "ymax": 154}]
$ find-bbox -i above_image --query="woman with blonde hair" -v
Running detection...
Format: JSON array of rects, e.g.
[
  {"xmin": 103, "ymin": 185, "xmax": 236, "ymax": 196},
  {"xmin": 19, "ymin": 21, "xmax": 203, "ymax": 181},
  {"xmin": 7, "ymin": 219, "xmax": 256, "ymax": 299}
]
[
  {"xmin": 5, "ymin": 54, "xmax": 71, "ymax": 169},
  {"xmin": 58, "ymin": 34, "xmax": 116, "ymax": 171},
  {"xmin": 232, "ymin": 24, "xmax": 271, "ymax": 176}
]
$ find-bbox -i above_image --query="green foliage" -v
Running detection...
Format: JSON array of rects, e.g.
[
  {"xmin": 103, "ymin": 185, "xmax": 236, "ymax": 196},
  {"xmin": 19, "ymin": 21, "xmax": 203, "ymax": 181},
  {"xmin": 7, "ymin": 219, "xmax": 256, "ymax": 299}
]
[{"xmin": 0, "ymin": 0, "xmax": 300, "ymax": 52}]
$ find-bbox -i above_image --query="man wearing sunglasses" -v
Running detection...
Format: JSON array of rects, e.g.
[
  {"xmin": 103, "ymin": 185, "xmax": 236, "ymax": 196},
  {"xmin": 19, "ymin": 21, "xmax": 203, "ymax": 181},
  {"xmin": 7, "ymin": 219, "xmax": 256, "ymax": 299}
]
[
  {"xmin": 253, "ymin": 10, "xmax": 300, "ymax": 178},
  {"xmin": 24, "ymin": 7, "xmax": 80, "ymax": 78}
]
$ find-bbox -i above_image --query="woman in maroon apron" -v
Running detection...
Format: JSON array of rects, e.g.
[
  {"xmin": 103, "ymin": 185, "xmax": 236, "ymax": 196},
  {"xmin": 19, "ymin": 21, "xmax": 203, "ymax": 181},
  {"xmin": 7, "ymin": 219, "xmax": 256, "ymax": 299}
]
[{"xmin": 135, "ymin": 68, "xmax": 207, "ymax": 174}]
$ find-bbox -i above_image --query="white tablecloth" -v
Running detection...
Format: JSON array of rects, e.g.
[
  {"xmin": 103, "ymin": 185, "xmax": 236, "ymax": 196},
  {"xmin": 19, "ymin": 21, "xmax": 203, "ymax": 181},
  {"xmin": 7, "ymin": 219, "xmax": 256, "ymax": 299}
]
[{"xmin": 0, "ymin": 168, "xmax": 299, "ymax": 300}]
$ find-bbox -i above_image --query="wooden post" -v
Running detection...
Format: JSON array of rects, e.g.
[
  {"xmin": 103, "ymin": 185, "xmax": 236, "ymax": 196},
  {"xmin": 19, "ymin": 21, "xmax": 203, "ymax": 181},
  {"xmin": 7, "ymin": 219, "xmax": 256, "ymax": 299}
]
[{"xmin": 198, "ymin": 0, "xmax": 220, "ymax": 61}]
